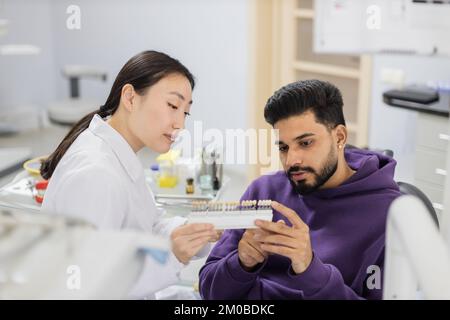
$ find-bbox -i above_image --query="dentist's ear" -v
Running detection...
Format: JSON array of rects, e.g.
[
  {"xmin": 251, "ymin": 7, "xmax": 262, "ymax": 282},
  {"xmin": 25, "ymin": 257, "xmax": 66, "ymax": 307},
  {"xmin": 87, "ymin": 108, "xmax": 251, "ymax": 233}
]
[{"xmin": 121, "ymin": 84, "xmax": 135, "ymax": 112}]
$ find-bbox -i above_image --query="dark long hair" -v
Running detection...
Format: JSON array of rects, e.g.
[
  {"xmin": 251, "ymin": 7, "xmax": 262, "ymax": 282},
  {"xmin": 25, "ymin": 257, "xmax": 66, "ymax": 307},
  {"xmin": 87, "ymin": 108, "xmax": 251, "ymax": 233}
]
[{"xmin": 40, "ymin": 50, "xmax": 195, "ymax": 180}]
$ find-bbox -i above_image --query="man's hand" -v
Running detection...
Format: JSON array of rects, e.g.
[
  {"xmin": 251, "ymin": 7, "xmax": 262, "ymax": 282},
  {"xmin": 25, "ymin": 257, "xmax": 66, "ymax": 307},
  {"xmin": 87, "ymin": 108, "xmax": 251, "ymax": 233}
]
[
  {"xmin": 254, "ymin": 201, "xmax": 313, "ymax": 274},
  {"xmin": 238, "ymin": 229, "xmax": 269, "ymax": 271}
]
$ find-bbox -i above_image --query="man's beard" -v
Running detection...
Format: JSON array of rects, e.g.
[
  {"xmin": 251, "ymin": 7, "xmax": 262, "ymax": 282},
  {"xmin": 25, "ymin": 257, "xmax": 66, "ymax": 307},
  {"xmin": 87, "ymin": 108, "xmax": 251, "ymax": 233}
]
[{"xmin": 286, "ymin": 145, "xmax": 338, "ymax": 196}]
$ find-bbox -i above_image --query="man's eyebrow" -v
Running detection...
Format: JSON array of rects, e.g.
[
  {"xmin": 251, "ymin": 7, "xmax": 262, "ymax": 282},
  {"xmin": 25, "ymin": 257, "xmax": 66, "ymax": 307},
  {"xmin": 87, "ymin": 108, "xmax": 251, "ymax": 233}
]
[
  {"xmin": 169, "ymin": 91, "xmax": 193, "ymax": 104},
  {"xmin": 293, "ymin": 133, "xmax": 315, "ymax": 142},
  {"xmin": 275, "ymin": 133, "xmax": 315, "ymax": 145}
]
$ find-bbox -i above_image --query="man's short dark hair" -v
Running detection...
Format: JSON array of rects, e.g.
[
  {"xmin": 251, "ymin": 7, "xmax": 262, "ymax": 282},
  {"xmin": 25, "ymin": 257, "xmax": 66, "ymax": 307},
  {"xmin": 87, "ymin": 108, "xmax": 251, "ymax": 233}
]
[{"xmin": 264, "ymin": 79, "xmax": 346, "ymax": 129}]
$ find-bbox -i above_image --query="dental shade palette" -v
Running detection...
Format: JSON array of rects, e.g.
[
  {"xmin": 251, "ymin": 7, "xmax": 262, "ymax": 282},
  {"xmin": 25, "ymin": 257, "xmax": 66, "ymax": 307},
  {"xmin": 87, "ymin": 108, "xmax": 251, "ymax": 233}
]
[{"xmin": 186, "ymin": 200, "xmax": 273, "ymax": 230}]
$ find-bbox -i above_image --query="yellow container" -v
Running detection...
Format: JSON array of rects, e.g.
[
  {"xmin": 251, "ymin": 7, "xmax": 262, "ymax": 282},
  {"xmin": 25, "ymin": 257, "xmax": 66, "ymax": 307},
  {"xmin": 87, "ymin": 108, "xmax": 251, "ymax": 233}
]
[
  {"xmin": 158, "ymin": 175, "xmax": 178, "ymax": 188},
  {"xmin": 156, "ymin": 150, "xmax": 180, "ymax": 188}
]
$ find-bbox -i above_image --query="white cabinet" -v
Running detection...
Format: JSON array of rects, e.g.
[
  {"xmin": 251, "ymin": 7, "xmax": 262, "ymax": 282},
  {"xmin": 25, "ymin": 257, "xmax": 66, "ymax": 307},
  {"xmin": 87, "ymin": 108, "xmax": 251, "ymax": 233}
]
[
  {"xmin": 414, "ymin": 113, "xmax": 449, "ymax": 224},
  {"xmin": 287, "ymin": 0, "xmax": 372, "ymax": 147}
]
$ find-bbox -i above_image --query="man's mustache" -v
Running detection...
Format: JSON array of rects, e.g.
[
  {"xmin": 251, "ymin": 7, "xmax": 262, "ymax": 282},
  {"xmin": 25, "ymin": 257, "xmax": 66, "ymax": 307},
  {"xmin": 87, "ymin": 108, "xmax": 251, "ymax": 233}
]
[{"xmin": 287, "ymin": 165, "xmax": 316, "ymax": 175}]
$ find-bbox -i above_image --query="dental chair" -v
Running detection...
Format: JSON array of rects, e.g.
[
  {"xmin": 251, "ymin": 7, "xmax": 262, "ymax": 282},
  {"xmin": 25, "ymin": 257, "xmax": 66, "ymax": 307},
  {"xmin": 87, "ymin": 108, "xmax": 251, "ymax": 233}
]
[{"xmin": 345, "ymin": 145, "xmax": 439, "ymax": 228}]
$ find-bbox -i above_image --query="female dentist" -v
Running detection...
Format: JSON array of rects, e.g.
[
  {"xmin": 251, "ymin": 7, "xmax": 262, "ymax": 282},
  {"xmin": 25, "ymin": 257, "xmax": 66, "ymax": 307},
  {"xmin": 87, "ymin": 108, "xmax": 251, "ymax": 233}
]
[{"xmin": 40, "ymin": 51, "xmax": 219, "ymax": 298}]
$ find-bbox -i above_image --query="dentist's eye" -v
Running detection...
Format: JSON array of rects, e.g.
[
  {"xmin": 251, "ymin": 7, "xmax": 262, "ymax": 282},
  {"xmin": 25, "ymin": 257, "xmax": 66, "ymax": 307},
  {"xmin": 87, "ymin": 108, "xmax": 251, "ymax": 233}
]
[
  {"xmin": 184, "ymin": 112, "xmax": 191, "ymax": 117},
  {"xmin": 168, "ymin": 102, "xmax": 178, "ymax": 110}
]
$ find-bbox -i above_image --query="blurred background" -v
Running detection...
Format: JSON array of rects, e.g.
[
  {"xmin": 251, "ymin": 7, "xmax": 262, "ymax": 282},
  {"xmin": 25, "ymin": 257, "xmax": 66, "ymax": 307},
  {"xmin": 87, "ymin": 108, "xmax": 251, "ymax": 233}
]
[{"xmin": 1, "ymin": 0, "xmax": 450, "ymax": 298}]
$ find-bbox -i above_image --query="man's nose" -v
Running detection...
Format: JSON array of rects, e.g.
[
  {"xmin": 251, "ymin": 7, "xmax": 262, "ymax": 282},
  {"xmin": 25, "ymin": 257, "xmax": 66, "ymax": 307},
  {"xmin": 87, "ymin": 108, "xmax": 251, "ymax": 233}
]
[{"xmin": 285, "ymin": 149, "xmax": 303, "ymax": 169}]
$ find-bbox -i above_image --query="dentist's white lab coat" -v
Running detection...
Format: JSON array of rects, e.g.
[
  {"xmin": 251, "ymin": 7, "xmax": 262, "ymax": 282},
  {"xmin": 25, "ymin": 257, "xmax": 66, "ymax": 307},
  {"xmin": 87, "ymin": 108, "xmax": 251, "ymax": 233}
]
[{"xmin": 41, "ymin": 114, "xmax": 200, "ymax": 299}]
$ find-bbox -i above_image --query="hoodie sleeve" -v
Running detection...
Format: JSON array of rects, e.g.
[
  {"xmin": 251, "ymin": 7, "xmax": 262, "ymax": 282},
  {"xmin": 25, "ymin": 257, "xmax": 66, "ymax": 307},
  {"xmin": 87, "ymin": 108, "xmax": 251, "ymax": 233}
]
[
  {"xmin": 200, "ymin": 245, "xmax": 384, "ymax": 300},
  {"xmin": 266, "ymin": 250, "xmax": 383, "ymax": 300},
  {"xmin": 199, "ymin": 228, "xmax": 271, "ymax": 299},
  {"xmin": 200, "ymin": 242, "xmax": 383, "ymax": 300}
]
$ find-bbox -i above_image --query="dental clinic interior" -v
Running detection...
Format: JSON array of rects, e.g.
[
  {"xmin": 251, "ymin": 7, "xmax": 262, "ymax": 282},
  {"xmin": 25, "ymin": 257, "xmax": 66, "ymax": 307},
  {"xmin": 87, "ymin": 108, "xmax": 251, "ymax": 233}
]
[{"xmin": 1, "ymin": 0, "xmax": 450, "ymax": 300}]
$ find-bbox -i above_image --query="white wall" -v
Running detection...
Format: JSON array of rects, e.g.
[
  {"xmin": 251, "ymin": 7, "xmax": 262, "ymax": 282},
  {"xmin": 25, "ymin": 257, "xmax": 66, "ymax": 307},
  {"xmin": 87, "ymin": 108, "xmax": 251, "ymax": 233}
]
[
  {"xmin": 0, "ymin": 0, "xmax": 57, "ymax": 109},
  {"xmin": 368, "ymin": 54, "xmax": 450, "ymax": 183},
  {"xmin": 1, "ymin": 0, "xmax": 250, "ymax": 170},
  {"xmin": 49, "ymin": 0, "xmax": 249, "ymax": 133}
]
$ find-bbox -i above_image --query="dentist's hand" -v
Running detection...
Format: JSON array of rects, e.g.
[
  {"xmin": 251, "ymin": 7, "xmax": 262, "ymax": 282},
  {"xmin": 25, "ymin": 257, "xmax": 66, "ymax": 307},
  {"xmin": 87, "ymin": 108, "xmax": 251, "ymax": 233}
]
[{"xmin": 171, "ymin": 223, "xmax": 218, "ymax": 264}]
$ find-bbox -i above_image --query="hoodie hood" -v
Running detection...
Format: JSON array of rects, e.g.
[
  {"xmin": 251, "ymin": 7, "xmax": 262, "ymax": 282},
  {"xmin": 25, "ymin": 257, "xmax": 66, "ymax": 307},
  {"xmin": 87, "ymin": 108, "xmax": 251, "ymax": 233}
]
[
  {"xmin": 306, "ymin": 148, "xmax": 399, "ymax": 199},
  {"xmin": 252, "ymin": 147, "xmax": 399, "ymax": 202}
]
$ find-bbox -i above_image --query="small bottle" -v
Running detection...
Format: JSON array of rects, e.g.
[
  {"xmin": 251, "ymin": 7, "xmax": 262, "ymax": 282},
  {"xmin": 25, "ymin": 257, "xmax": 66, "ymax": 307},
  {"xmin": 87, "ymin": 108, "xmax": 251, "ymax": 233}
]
[
  {"xmin": 213, "ymin": 175, "xmax": 220, "ymax": 191},
  {"xmin": 150, "ymin": 164, "xmax": 160, "ymax": 180},
  {"xmin": 186, "ymin": 177, "xmax": 195, "ymax": 194}
]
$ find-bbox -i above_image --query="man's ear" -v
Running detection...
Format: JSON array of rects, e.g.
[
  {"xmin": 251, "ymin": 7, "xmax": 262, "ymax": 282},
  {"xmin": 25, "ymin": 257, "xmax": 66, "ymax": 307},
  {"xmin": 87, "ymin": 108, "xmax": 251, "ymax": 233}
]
[
  {"xmin": 334, "ymin": 124, "xmax": 348, "ymax": 147},
  {"xmin": 121, "ymin": 84, "xmax": 135, "ymax": 112}
]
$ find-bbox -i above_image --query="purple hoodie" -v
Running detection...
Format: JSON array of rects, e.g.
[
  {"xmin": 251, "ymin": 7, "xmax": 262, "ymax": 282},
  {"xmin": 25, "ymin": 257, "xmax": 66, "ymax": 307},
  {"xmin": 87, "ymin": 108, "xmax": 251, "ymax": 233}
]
[{"xmin": 199, "ymin": 148, "xmax": 401, "ymax": 300}]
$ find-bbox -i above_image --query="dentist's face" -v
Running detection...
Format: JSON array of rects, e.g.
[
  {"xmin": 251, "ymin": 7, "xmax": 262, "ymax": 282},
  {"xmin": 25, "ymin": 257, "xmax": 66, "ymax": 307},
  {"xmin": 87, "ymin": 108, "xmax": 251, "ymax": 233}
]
[
  {"xmin": 130, "ymin": 73, "xmax": 192, "ymax": 153},
  {"xmin": 274, "ymin": 111, "xmax": 338, "ymax": 195}
]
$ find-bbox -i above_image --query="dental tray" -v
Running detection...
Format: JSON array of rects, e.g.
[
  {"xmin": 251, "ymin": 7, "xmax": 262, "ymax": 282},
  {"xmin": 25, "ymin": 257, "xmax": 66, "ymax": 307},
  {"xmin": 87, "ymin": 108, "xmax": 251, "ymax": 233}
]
[{"xmin": 186, "ymin": 200, "xmax": 273, "ymax": 230}]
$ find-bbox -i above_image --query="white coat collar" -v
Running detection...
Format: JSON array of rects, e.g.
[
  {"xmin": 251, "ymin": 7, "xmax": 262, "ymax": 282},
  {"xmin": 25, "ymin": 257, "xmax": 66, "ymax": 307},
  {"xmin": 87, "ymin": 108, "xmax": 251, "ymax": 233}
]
[{"xmin": 88, "ymin": 114, "xmax": 143, "ymax": 182}]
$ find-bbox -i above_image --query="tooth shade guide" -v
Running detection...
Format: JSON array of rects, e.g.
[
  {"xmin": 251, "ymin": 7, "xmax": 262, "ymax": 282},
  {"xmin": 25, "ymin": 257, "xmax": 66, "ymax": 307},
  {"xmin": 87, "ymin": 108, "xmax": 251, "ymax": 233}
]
[{"xmin": 187, "ymin": 200, "xmax": 273, "ymax": 229}]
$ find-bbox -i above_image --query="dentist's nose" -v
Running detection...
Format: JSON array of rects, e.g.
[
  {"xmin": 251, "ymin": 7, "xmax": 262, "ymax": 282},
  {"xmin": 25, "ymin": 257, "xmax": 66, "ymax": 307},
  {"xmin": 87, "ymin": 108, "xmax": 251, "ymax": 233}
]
[{"xmin": 173, "ymin": 111, "xmax": 185, "ymax": 130}]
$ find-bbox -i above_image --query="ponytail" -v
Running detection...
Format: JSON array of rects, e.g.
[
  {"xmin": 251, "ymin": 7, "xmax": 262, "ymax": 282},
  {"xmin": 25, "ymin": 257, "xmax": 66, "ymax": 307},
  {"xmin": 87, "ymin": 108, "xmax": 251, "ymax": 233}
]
[
  {"xmin": 40, "ymin": 108, "xmax": 111, "ymax": 180},
  {"xmin": 40, "ymin": 50, "xmax": 195, "ymax": 180}
]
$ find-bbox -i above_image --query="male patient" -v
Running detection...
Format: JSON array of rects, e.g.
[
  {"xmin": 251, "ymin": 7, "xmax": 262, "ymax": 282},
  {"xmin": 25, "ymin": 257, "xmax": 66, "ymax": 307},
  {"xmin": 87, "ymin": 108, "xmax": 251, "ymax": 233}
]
[{"xmin": 199, "ymin": 79, "xmax": 400, "ymax": 300}]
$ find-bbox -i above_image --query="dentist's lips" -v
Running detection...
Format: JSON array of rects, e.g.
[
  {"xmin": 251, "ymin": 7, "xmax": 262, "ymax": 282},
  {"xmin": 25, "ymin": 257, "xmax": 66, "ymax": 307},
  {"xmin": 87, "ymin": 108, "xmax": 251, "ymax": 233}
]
[{"xmin": 163, "ymin": 134, "xmax": 176, "ymax": 143}]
